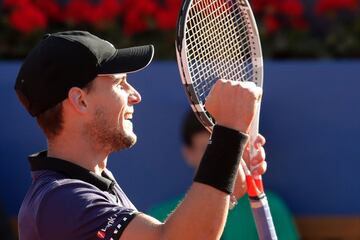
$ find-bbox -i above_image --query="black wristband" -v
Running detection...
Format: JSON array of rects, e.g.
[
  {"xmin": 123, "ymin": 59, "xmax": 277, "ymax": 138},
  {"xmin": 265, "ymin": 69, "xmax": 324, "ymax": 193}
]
[{"xmin": 194, "ymin": 125, "xmax": 249, "ymax": 194}]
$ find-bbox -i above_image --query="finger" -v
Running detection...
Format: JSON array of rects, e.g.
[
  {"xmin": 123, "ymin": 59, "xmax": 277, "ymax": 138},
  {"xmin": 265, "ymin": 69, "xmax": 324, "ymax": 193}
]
[
  {"xmin": 239, "ymin": 81, "xmax": 256, "ymax": 88},
  {"xmin": 211, "ymin": 79, "xmax": 229, "ymax": 95},
  {"xmin": 212, "ymin": 79, "xmax": 225, "ymax": 92},
  {"xmin": 250, "ymin": 147, "xmax": 266, "ymax": 167},
  {"xmin": 227, "ymin": 80, "xmax": 239, "ymax": 86},
  {"xmin": 253, "ymin": 134, "xmax": 266, "ymax": 149},
  {"xmin": 251, "ymin": 161, "xmax": 267, "ymax": 176},
  {"xmin": 252, "ymin": 86, "xmax": 263, "ymax": 101},
  {"xmin": 218, "ymin": 79, "xmax": 230, "ymax": 85},
  {"xmin": 244, "ymin": 141, "xmax": 264, "ymax": 167},
  {"xmin": 240, "ymin": 81, "xmax": 262, "ymax": 93}
]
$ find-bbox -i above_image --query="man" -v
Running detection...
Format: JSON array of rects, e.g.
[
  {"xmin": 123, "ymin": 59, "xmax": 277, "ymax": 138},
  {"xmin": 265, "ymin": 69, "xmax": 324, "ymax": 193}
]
[
  {"xmin": 15, "ymin": 31, "xmax": 266, "ymax": 240},
  {"xmin": 148, "ymin": 111, "xmax": 300, "ymax": 239}
]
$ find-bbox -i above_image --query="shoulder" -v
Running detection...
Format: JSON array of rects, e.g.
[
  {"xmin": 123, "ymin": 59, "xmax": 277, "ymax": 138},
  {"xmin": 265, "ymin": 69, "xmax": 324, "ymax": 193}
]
[
  {"xmin": 22, "ymin": 170, "xmax": 111, "ymax": 224},
  {"xmin": 32, "ymin": 170, "xmax": 123, "ymax": 216},
  {"xmin": 21, "ymin": 170, "xmax": 138, "ymax": 240},
  {"xmin": 29, "ymin": 170, "xmax": 109, "ymax": 208}
]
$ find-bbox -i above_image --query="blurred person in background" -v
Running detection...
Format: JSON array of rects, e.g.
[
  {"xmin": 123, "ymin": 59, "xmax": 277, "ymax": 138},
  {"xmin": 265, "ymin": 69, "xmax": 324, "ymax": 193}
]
[{"xmin": 148, "ymin": 111, "xmax": 300, "ymax": 240}]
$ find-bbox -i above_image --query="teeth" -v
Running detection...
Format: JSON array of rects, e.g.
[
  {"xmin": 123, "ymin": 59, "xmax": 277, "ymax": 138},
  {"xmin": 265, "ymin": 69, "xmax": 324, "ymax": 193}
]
[{"xmin": 125, "ymin": 113, "xmax": 133, "ymax": 120}]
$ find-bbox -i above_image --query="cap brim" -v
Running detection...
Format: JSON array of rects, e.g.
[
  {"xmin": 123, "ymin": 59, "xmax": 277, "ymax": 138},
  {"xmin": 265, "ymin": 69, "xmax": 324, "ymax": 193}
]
[{"xmin": 98, "ymin": 45, "xmax": 154, "ymax": 74}]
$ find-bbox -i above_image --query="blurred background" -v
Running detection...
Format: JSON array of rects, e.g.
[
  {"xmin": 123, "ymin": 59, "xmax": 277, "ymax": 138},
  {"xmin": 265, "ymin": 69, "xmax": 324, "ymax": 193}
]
[{"xmin": 0, "ymin": 0, "xmax": 359, "ymax": 239}]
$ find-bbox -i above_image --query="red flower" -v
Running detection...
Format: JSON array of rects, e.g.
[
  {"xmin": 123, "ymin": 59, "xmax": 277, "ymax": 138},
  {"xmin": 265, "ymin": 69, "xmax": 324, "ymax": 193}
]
[
  {"xmin": 264, "ymin": 14, "xmax": 280, "ymax": 34},
  {"xmin": 65, "ymin": 0, "xmax": 121, "ymax": 26},
  {"xmin": 250, "ymin": 0, "xmax": 263, "ymax": 13},
  {"xmin": 65, "ymin": 0, "xmax": 96, "ymax": 24},
  {"xmin": 123, "ymin": 11, "xmax": 148, "ymax": 35},
  {"xmin": 251, "ymin": 0, "xmax": 305, "ymax": 17},
  {"xmin": 154, "ymin": 9, "xmax": 177, "ymax": 30},
  {"xmin": 315, "ymin": 0, "xmax": 358, "ymax": 15},
  {"xmin": 97, "ymin": 0, "xmax": 123, "ymax": 21},
  {"xmin": 279, "ymin": 0, "xmax": 308, "ymax": 30},
  {"xmin": 122, "ymin": 0, "xmax": 158, "ymax": 36},
  {"xmin": 35, "ymin": 0, "xmax": 63, "ymax": 22},
  {"xmin": 154, "ymin": 0, "xmax": 181, "ymax": 30},
  {"xmin": 8, "ymin": 2, "xmax": 47, "ymax": 34},
  {"xmin": 280, "ymin": 0, "xmax": 304, "ymax": 18},
  {"xmin": 251, "ymin": 0, "xmax": 280, "ymax": 15},
  {"xmin": 251, "ymin": 0, "xmax": 307, "ymax": 33},
  {"xmin": 290, "ymin": 18, "xmax": 309, "ymax": 30},
  {"xmin": 3, "ymin": 0, "xmax": 30, "ymax": 8}
]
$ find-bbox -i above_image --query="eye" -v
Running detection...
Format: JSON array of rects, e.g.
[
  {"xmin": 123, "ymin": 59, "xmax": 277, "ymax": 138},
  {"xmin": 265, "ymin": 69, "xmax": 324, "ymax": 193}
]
[
  {"xmin": 112, "ymin": 75, "xmax": 128, "ymax": 90},
  {"xmin": 116, "ymin": 82, "xmax": 125, "ymax": 89},
  {"xmin": 114, "ymin": 77, "xmax": 127, "ymax": 90}
]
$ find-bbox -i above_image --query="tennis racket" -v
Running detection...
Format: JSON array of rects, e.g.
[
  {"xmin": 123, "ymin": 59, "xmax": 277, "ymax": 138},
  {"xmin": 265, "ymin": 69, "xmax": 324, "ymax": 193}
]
[{"xmin": 175, "ymin": 0, "xmax": 277, "ymax": 239}]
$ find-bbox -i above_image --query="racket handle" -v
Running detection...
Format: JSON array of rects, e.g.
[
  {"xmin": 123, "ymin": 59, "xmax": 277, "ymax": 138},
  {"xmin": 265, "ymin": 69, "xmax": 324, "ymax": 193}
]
[{"xmin": 250, "ymin": 195, "xmax": 278, "ymax": 240}]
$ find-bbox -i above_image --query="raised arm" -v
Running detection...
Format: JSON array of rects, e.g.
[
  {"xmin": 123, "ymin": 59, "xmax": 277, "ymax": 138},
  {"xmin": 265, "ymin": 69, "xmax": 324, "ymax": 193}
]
[{"xmin": 121, "ymin": 80, "xmax": 263, "ymax": 240}]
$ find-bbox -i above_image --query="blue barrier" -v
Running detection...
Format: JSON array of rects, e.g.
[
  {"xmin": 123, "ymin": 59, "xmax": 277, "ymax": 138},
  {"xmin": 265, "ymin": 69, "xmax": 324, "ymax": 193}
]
[{"xmin": 0, "ymin": 61, "xmax": 359, "ymax": 216}]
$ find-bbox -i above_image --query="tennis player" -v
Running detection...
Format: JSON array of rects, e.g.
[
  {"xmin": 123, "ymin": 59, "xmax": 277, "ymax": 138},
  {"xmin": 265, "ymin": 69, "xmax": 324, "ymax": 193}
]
[{"xmin": 15, "ymin": 31, "xmax": 267, "ymax": 240}]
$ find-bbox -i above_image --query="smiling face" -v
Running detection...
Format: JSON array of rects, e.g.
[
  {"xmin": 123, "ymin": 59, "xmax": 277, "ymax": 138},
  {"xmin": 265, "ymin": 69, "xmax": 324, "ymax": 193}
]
[{"xmin": 84, "ymin": 73, "xmax": 141, "ymax": 153}]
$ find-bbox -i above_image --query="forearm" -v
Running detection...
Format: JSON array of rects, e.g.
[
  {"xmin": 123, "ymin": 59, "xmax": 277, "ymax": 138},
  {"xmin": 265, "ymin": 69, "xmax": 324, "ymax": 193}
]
[
  {"xmin": 161, "ymin": 126, "xmax": 248, "ymax": 239},
  {"xmin": 123, "ymin": 183, "xmax": 231, "ymax": 240},
  {"xmin": 161, "ymin": 182, "xmax": 229, "ymax": 240}
]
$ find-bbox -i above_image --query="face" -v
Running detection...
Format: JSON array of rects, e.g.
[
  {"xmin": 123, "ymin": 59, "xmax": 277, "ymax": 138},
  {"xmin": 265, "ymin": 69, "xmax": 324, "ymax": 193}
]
[
  {"xmin": 84, "ymin": 73, "xmax": 141, "ymax": 153},
  {"xmin": 183, "ymin": 131, "xmax": 210, "ymax": 169}
]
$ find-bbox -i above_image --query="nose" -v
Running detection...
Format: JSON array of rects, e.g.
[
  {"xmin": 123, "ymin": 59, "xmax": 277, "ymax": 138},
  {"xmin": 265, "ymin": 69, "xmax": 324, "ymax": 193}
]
[{"xmin": 128, "ymin": 85, "xmax": 141, "ymax": 104}]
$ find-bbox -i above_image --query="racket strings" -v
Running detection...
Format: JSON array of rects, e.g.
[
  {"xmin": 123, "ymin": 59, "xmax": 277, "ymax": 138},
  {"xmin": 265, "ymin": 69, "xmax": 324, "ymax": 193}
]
[
  {"xmin": 194, "ymin": 1, "xmax": 247, "ymax": 90},
  {"xmin": 188, "ymin": 17, "xmax": 252, "ymax": 80},
  {"xmin": 191, "ymin": 1, "xmax": 241, "ymax": 87},
  {"xmin": 185, "ymin": 0, "xmax": 256, "ymax": 103}
]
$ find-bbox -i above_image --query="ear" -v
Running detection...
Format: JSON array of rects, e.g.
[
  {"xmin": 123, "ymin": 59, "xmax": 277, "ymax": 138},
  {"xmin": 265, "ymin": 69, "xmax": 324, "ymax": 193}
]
[{"xmin": 67, "ymin": 87, "xmax": 89, "ymax": 114}]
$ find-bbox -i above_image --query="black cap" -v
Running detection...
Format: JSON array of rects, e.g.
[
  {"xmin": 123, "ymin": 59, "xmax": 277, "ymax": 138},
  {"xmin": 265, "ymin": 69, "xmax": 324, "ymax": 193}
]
[{"xmin": 15, "ymin": 31, "xmax": 154, "ymax": 117}]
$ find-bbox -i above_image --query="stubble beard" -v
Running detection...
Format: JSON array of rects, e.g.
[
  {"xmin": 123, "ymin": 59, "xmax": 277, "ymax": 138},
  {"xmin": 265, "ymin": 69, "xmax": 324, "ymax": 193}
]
[{"xmin": 85, "ymin": 108, "xmax": 137, "ymax": 153}]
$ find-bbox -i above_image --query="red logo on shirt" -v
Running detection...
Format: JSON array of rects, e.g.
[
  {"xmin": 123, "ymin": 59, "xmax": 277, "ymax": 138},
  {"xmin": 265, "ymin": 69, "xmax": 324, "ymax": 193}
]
[{"xmin": 97, "ymin": 231, "xmax": 106, "ymax": 239}]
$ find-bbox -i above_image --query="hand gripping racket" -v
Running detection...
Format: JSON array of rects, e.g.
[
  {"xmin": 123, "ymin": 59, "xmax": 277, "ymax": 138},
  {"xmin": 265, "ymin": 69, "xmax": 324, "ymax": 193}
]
[{"xmin": 175, "ymin": 0, "xmax": 277, "ymax": 239}]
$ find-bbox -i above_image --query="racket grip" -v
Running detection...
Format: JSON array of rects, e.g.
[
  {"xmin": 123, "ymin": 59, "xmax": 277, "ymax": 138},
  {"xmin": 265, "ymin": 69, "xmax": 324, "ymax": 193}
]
[{"xmin": 250, "ymin": 195, "xmax": 278, "ymax": 240}]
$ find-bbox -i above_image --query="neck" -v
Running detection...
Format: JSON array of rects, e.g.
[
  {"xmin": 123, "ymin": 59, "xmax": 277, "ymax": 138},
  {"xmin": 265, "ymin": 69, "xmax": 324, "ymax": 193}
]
[{"xmin": 47, "ymin": 134, "xmax": 109, "ymax": 175}]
